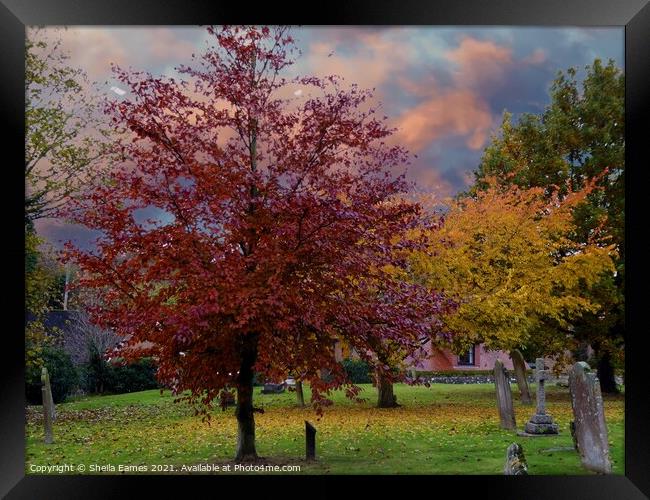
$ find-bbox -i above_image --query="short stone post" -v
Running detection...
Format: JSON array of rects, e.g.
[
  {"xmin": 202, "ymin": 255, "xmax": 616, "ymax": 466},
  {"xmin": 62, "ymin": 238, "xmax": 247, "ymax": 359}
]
[
  {"xmin": 521, "ymin": 358, "xmax": 559, "ymax": 435},
  {"xmin": 568, "ymin": 362, "xmax": 612, "ymax": 474},
  {"xmin": 494, "ymin": 359, "xmax": 516, "ymax": 430},
  {"xmin": 41, "ymin": 367, "xmax": 54, "ymax": 444},
  {"xmin": 305, "ymin": 420, "xmax": 316, "ymax": 460},
  {"xmin": 504, "ymin": 443, "xmax": 528, "ymax": 475},
  {"xmin": 510, "ymin": 349, "xmax": 532, "ymax": 405}
]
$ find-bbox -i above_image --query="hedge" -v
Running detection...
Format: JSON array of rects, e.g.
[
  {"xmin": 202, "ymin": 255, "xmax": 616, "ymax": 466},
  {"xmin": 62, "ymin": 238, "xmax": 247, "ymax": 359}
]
[{"xmin": 25, "ymin": 346, "xmax": 79, "ymax": 404}]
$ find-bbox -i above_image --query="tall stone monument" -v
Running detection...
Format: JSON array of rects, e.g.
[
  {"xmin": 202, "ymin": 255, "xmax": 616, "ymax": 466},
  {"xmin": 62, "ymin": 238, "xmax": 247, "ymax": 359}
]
[
  {"xmin": 522, "ymin": 358, "xmax": 558, "ymax": 435},
  {"xmin": 568, "ymin": 362, "xmax": 612, "ymax": 474}
]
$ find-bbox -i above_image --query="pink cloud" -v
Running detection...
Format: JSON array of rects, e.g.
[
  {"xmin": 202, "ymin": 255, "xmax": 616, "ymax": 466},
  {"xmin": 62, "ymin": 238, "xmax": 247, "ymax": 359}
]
[
  {"xmin": 47, "ymin": 28, "xmax": 129, "ymax": 81},
  {"xmin": 394, "ymin": 84, "xmax": 494, "ymax": 152},
  {"xmin": 145, "ymin": 28, "xmax": 196, "ymax": 62},
  {"xmin": 303, "ymin": 30, "xmax": 417, "ymax": 94},
  {"xmin": 445, "ymin": 37, "xmax": 514, "ymax": 89},
  {"xmin": 32, "ymin": 27, "xmax": 199, "ymax": 82}
]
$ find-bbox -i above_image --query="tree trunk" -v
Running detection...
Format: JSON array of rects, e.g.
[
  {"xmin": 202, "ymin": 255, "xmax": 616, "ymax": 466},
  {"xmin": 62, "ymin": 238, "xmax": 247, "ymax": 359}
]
[
  {"xmin": 235, "ymin": 333, "xmax": 259, "ymax": 461},
  {"xmin": 376, "ymin": 370, "xmax": 399, "ymax": 408},
  {"xmin": 295, "ymin": 380, "xmax": 305, "ymax": 407},
  {"xmin": 597, "ymin": 352, "xmax": 619, "ymax": 394}
]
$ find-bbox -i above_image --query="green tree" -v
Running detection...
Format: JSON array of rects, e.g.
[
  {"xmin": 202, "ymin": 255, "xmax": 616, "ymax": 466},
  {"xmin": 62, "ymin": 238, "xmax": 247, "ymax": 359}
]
[
  {"xmin": 25, "ymin": 28, "xmax": 113, "ymax": 223},
  {"xmin": 25, "ymin": 28, "xmax": 114, "ymax": 368},
  {"xmin": 25, "ymin": 223, "xmax": 57, "ymax": 368},
  {"xmin": 469, "ymin": 59, "xmax": 624, "ymax": 392}
]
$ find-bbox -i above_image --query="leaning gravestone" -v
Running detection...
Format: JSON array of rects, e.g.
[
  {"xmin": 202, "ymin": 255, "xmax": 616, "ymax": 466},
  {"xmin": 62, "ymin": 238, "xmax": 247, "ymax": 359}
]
[
  {"xmin": 510, "ymin": 350, "xmax": 532, "ymax": 405},
  {"xmin": 494, "ymin": 359, "xmax": 516, "ymax": 430},
  {"xmin": 521, "ymin": 358, "xmax": 558, "ymax": 435},
  {"xmin": 568, "ymin": 362, "xmax": 612, "ymax": 474},
  {"xmin": 41, "ymin": 367, "xmax": 54, "ymax": 444},
  {"xmin": 504, "ymin": 443, "xmax": 528, "ymax": 475}
]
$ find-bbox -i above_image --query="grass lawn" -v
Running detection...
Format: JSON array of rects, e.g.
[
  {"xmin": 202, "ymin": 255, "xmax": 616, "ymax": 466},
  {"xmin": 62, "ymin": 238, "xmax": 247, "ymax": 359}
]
[{"xmin": 25, "ymin": 382, "xmax": 624, "ymax": 475}]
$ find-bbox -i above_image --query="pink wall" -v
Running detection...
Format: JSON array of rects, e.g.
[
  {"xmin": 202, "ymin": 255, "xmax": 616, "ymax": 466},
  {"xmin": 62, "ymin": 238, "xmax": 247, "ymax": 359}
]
[
  {"xmin": 406, "ymin": 342, "xmax": 528, "ymax": 372},
  {"xmin": 336, "ymin": 340, "xmax": 531, "ymax": 372}
]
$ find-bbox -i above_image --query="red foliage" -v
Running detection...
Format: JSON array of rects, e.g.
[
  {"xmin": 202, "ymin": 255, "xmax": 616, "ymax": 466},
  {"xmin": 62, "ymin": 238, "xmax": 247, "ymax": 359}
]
[{"xmin": 61, "ymin": 26, "xmax": 452, "ymax": 414}]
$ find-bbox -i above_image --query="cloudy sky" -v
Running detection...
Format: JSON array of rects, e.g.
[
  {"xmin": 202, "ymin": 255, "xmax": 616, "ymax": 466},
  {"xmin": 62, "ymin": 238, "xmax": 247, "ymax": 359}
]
[{"xmin": 33, "ymin": 26, "xmax": 623, "ymax": 249}]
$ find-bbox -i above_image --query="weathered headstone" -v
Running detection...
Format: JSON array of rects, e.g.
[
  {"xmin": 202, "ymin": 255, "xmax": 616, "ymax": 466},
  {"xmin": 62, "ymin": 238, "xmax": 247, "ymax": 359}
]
[
  {"xmin": 568, "ymin": 362, "xmax": 612, "ymax": 474},
  {"xmin": 504, "ymin": 443, "xmax": 528, "ymax": 475},
  {"xmin": 510, "ymin": 350, "xmax": 532, "ymax": 405},
  {"xmin": 305, "ymin": 420, "xmax": 316, "ymax": 460},
  {"xmin": 494, "ymin": 359, "xmax": 516, "ymax": 430},
  {"xmin": 41, "ymin": 367, "xmax": 54, "ymax": 444},
  {"xmin": 221, "ymin": 391, "xmax": 236, "ymax": 408},
  {"xmin": 261, "ymin": 383, "xmax": 285, "ymax": 394},
  {"xmin": 521, "ymin": 358, "xmax": 558, "ymax": 435},
  {"xmin": 295, "ymin": 380, "xmax": 305, "ymax": 407}
]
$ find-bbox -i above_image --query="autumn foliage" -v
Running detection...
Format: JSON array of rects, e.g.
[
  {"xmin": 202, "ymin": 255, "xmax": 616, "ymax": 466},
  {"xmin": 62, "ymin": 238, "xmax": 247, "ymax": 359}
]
[
  {"xmin": 61, "ymin": 26, "xmax": 450, "ymax": 459},
  {"xmin": 409, "ymin": 177, "xmax": 616, "ymax": 356}
]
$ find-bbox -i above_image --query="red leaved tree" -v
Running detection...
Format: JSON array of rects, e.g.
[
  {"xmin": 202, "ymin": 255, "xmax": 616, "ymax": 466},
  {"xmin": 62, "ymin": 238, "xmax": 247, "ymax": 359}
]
[{"xmin": 62, "ymin": 26, "xmax": 450, "ymax": 461}]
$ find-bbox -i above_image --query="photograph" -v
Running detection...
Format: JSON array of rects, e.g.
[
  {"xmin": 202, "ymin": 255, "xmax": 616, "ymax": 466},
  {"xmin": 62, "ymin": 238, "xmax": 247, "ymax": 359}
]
[{"xmin": 20, "ymin": 23, "xmax": 629, "ymax": 479}]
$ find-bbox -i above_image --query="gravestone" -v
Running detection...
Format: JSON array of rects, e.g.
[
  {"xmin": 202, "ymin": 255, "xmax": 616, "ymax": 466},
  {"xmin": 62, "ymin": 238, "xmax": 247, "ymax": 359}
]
[
  {"xmin": 510, "ymin": 350, "xmax": 532, "ymax": 405},
  {"xmin": 41, "ymin": 367, "xmax": 54, "ymax": 444},
  {"xmin": 305, "ymin": 421, "xmax": 316, "ymax": 460},
  {"xmin": 261, "ymin": 383, "xmax": 285, "ymax": 394},
  {"xmin": 494, "ymin": 359, "xmax": 516, "ymax": 430},
  {"xmin": 221, "ymin": 391, "xmax": 236, "ymax": 408},
  {"xmin": 519, "ymin": 358, "xmax": 559, "ymax": 435},
  {"xmin": 568, "ymin": 362, "xmax": 612, "ymax": 474},
  {"xmin": 504, "ymin": 443, "xmax": 528, "ymax": 475}
]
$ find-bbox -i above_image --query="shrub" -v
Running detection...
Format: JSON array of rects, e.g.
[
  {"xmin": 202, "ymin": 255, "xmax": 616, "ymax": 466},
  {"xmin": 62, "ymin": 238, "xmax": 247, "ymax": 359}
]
[
  {"xmin": 82, "ymin": 343, "xmax": 111, "ymax": 394},
  {"xmin": 342, "ymin": 359, "xmax": 372, "ymax": 383},
  {"xmin": 104, "ymin": 358, "xmax": 160, "ymax": 394},
  {"xmin": 81, "ymin": 356, "xmax": 160, "ymax": 395},
  {"xmin": 25, "ymin": 345, "xmax": 79, "ymax": 404}
]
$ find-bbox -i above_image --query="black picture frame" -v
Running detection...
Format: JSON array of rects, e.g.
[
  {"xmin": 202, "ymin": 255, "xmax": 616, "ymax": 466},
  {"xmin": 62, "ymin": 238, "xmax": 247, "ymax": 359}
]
[{"xmin": 1, "ymin": 1, "xmax": 648, "ymax": 498}]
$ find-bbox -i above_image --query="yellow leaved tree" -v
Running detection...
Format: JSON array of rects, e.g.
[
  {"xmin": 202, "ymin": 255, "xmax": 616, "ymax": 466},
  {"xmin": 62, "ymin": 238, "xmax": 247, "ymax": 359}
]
[{"xmin": 409, "ymin": 177, "xmax": 616, "ymax": 360}]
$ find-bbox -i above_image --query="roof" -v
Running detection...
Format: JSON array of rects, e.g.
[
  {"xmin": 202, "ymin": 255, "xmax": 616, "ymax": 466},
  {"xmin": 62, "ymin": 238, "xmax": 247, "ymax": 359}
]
[{"xmin": 25, "ymin": 310, "xmax": 75, "ymax": 334}]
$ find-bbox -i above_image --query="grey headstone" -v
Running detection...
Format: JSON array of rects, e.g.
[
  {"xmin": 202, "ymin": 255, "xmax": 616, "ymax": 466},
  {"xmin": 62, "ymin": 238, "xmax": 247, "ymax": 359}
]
[
  {"xmin": 41, "ymin": 367, "xmax": 54, "ymax": 444},
  {"xmin": 510, "ymin": 350, "xmax": 532, "ymax": 405},
  {"xmin": 568, "ymin": 362, "xmax": 612, "ymax": 474},
  {"xmin": 494, "ymin": 359, "xmax": 516, "ymax": 430},
  {"xmin": 523, "ymin": 358, "xmax": 558, "ymax": 435},
  {"xmin": 504, "ymin": 443, "xmax": 528, "ymax": 475},
  {"xmin": 261, "ymin": 383, "xmax": 285, "ymax": 394}
]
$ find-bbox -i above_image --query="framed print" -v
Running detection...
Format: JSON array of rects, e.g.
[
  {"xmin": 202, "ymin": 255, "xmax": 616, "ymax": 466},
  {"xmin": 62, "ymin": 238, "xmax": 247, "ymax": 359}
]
[{"xmin": 1, "ymin": 1, "xmax": 648, "ymax": 498}]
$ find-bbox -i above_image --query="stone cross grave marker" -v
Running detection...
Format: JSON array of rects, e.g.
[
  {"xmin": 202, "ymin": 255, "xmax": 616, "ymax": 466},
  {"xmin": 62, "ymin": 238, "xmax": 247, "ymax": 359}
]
[
  {"xmin": 568, "ymin": 362, "xmax": 612, "ymax": 474},
  {"xmin": 522, "ymin": 358, "xmax": 558, "ymax": 435},
  {"xmin": 494, "ymin": 359, "xmax": 516, "ymax": 430},
  {"xmin": 41, "ymin": 367, "xmax": 54, "ymax": 444}
]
